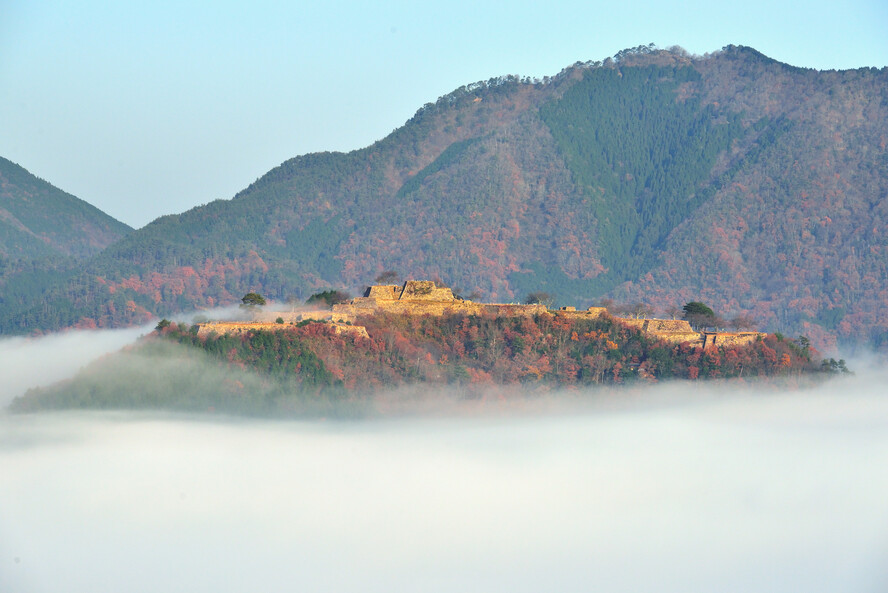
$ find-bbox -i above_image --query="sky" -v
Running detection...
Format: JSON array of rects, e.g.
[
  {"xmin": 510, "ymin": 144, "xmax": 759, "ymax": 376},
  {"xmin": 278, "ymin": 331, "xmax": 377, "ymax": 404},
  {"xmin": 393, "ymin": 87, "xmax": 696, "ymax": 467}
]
[{"xmin": 1, "ymin": 1, "xmax": 886, "ymax": 228}]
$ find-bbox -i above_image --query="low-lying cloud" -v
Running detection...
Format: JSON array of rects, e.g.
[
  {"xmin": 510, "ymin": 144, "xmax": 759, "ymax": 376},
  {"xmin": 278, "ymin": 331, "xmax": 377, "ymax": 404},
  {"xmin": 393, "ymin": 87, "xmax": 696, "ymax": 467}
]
[
  {"xmin": 2, "ymin": 367, "xmax": 888, "ymax": 592},
  {"xmin": 0, "ymin": 304, "xmax": 280, "ymax": 409},
  {"xmin": 0, "ymin": 325, "xmax": 151, "ymax": 407},
  {"xmin": 3, "ymin": 326, "xmax": 888, "ymax": 592}
]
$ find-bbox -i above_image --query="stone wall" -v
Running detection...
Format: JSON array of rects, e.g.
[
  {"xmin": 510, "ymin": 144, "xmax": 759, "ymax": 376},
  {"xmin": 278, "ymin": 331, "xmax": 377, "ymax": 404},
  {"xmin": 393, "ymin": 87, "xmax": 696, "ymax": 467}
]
[
  {"xmin": 650, "ymin": 330, "xmax": 705, "ymax": 345},
  {"xmin": 197, "ymin": 305, "xmax": 763, "ymax": 350},
  {"xmin": 553, "ymin": 307, "xmax": 608, "ymax": 320},
  {"xmin": 196, "ymin": 322, "xmax": 285, "ymax": 337},
  {"xmin": 618, "ymin": 318, "xmax": 702, "ymax": 344},
  {"xmin": 195, "ymin": 320, "xmax": 368, "ymax": 339},
  {"xmin": 400, "ymin": 280, "xmax": 454, "ymax": 301},
  {"xmin": 619, "ymin": 318, "xmax": 695, "ymax": 332},
  {"xmin": 614, "ymin": 317, "xmax": 766, "ymax": 347},
  {"xmin": 252, "ymin": 310, "xmax": 356, "ymax": 324},
  {"xmin": 332, "ymin": 299, "xmax": 548, "ymax": 318},
  {"xmin": 365, "ymin": 285, "xmax": 400, "ymax": 299},
  {"xmin": 701, "ymin": 331, "xmax": 764, "ymax": 349},
  {"xmin": 335, "ymin": 281, "xmax": 549, "ymax": 318}
]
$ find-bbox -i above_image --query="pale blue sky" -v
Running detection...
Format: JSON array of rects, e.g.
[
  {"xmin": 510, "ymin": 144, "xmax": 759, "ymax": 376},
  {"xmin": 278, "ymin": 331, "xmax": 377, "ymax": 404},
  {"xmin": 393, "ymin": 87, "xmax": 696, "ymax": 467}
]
[{"xmin": 2, "ymin": 0, "xmax": 886, "ymax": 227}]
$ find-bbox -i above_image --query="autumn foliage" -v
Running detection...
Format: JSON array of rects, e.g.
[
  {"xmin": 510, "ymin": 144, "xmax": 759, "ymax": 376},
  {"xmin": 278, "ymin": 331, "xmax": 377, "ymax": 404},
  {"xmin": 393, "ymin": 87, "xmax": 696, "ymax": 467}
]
[{"xmin": 164, "ymin": 311, "xmax": 827, "ymax": 393}]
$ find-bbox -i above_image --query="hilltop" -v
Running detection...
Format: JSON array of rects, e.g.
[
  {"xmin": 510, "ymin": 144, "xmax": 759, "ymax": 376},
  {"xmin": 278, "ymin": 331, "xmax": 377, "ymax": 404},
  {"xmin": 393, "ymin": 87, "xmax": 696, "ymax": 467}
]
[
  {"xmin": 197, "ymin": 280, "xmax": 764, "ymax": 349},
  {"xmin": 11, "ymin": 282, "xmax": 838, "ymax": 415},
  {"xmin": 1, "ymin": 45, "xmax": 886, "ymax": 352}
]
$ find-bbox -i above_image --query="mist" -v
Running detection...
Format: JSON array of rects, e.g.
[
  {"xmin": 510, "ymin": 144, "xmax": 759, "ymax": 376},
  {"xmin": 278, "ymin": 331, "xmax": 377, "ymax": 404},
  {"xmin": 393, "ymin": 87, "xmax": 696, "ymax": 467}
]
[
  {"xmin": 0, "ymin": 304, "xmax": 273, "ymax": 409},
  {"xmin": 3, "ymin": 362, "xmax": 888, "ymax": 592},
  {"xmin": 0, "ymin": 326, "xmax": 151, "ymax": 407}
]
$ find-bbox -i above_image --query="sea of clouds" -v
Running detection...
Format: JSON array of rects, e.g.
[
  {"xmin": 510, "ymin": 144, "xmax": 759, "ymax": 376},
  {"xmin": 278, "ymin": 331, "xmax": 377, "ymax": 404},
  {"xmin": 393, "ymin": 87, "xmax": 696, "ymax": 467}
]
[{"xmin": 2, "ymin": 328, "xmax": 887, "ymax": 592}]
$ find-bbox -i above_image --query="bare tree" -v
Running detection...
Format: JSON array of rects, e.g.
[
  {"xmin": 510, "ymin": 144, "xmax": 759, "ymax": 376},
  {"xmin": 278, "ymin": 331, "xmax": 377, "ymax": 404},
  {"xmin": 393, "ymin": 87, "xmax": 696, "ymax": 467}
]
[
  {"xmin": 629, "ymin": 302, "xmax": 655, "ymax": 319},
  {"xmin": 729, "ymin": 315, "xmax": 757, "ymax": 331},
  {"xmin": 525, "ymin": 292, "xmax": 554, "ymax": 308},
  {"xmin": 664, "ymin": 305, "xmax": 683, "ymax": 320},
  {"xmin": 609, "ymin": 303, "xmax": 633, "ymax": 317},
  {"xmin": 374, "ymin": 270, "xmax": 400, "ymax": 285},
  {"xmin": 596, "ymin": 298, "xmax": 616, "ymax": 313}
]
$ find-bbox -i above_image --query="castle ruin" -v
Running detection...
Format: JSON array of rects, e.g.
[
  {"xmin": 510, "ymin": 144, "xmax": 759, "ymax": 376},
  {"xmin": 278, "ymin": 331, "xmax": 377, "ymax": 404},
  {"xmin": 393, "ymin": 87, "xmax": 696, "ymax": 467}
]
[{"xmin": 194, "ymin": 280, "xmax": 764, "ymax": 348}]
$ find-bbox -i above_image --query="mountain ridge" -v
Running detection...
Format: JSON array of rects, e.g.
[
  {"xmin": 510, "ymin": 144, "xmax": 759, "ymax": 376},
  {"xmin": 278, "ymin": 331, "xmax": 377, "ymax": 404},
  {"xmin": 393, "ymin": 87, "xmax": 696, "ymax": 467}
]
[
  {"xmin": 0, "ymin": 156, "xmax": 133, "ymax": 321},
  {"xmin": 0, "ymin": 156, "xmax": 132, "ymax": 259},
  {"xmin": 1, "ymin": 45, "xmax": 886, "ymax": 352}
]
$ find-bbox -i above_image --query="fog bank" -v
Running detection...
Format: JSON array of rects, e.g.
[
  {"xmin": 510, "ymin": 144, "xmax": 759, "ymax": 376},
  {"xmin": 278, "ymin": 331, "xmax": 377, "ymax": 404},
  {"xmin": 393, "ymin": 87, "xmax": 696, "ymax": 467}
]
[
  {"xmin": 2, "ymin": 374, "xmax": 888, "ymax": 592},
  {"xmin": 0, "ymin": 326, "xmax": 151, "ymax": 407},
  {"xmin": 0, "ymin": 306, "xmax": 265, "ymax": 409}
]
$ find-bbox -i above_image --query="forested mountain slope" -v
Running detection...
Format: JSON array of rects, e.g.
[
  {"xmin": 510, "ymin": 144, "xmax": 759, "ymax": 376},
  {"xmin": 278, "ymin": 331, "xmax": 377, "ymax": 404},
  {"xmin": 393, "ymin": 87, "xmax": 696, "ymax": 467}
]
[
  {"xmin": 0, "ymin": 157, "xmax": 133, "ymax": 318},
  {"xmin": 1, "ymin": 46, "xmax": 886, "ymax": 351}
]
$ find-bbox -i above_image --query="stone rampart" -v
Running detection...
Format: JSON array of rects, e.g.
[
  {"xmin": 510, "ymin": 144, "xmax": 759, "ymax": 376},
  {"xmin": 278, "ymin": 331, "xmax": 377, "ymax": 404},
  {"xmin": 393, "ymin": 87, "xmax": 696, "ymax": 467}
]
[
  {"xmin": 701, "ymin": 331, "xmax": 764, "ymax": 349},
  {"xmin": 652, "ymin": 331, "xmax": 705, "ymax": 345},
  {"xmin": 195, "ymin": 320, "xmax": 368, "ymax": 339},
  {"xmin": 335, "ymin": 281, "xmax": 554, "ymax": 318},
  {"xmin": 619, "ymin": 318, "xmax": 695, "ymax": 332},
  {"xmin": 616, "ymin": 318, "xmax": 702, "ymax": 345},
  {"xmin": 196, "ymin": 322, "xmax": 284, "ymax": 337},
  {"xmin": 195, "ymin": 292, "xmax": 764, "ymax": 350},
  {"xmin": 365, "ymin": 285, "xmax": 400, "ymax": 299},
  {"xmin": 553, "ymin": 307, "xmax": 608, "ymax": 320},
  {"xmin": 399, "ymin": 280, "xmax": 455, "ymax": 301},
  {"xmin": 615, "ymin": 317, "xmax": 766, "ymax": 347},
  {"xmin": 332, "ymin": 299, "xmax": 548, "ymax": 318},
  {"xmin": 252, "ymin": 310, "xmax": 356, "ymax": 324},
  {"xmin": 213, "ymin": 282, "xmax": 767, "ymax": 348}
]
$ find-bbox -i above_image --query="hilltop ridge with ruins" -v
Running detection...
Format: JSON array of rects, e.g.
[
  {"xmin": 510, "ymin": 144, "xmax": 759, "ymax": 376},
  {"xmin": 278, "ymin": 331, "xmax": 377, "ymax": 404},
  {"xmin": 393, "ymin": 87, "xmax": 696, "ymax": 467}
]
[{"xmin": 195, "ymin": 280, "xmax": 764, "ymax": 349}]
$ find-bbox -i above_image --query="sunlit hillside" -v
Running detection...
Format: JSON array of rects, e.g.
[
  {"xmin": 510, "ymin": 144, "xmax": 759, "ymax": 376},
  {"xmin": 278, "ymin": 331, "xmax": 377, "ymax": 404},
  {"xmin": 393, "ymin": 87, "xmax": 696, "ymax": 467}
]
[{"xmin": 1, "ymin": 45, "xmax": 886, "ymax": 351}]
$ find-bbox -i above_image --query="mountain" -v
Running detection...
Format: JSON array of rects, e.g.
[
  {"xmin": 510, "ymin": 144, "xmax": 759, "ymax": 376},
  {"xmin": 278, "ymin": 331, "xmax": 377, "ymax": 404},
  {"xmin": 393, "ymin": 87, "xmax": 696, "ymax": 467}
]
[
  {"xmin": 0, "ymin": 157, "xmax": 132, "ymax": 258},
  {"xmin": 1, "ymin": 45, "xmax": 886, "ymax": 351},
  {"xmin": 0, "ymin": 157, "xmax": 132, "ymax": 320}
]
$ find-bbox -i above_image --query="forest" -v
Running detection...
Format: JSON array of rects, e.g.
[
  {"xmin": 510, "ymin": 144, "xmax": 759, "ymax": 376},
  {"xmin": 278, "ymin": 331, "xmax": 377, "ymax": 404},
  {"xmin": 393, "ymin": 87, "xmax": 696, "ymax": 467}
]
[
  {"xmin": 1, "ymin": 45, "xmax": 886, "ymax": 353},
  {"xmin": 10, "ymin": 310, "xmax": 846, "ymax": 416}
]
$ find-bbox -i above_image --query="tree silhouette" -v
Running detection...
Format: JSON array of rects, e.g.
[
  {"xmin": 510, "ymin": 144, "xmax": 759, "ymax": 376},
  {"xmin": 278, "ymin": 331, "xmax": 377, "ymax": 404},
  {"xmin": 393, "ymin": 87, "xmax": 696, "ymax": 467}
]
[
  {"xmin": 306, "ymin": 290, "xmax": 351, "ymax": 308},
  {"xmin": 524, "ymin": 292, "xmax": 554, "ymax": 307},
  {"xmin": 241, "ymin": 292, "xmax": 267, "ymax": 309},
  {"xmin": 683, "ymin": 301, "xmax": 717, "ymax": 329},
  {"xmin": 374, "ymin": 270, "xmax": 400, "ymax": 284}
]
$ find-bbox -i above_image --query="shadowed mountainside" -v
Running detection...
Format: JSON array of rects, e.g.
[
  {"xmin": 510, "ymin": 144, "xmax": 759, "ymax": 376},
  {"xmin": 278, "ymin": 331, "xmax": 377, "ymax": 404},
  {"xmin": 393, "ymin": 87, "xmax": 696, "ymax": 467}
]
[{"xmin": 0, "ymin": 157, "xmax": 132, "ymax": 319}]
